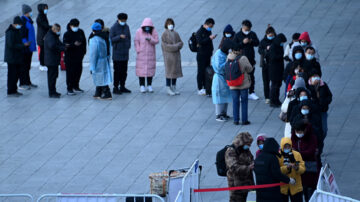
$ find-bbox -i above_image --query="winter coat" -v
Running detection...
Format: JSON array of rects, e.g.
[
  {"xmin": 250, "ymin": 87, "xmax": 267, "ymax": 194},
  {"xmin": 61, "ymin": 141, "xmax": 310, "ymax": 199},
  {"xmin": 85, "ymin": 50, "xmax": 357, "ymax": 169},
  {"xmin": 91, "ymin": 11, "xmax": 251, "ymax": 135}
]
[
  {"xmin": 63, "ymin": 25, "xmax": 86, "ymax": 63},
  {"xmin": 279, "ymin": 137, "xmax": 305, "ymax": 196},
  {"xmin": 308, "ymin": 81, "xmax": 332, "ymax": 112},
  {"xmin": 258, "ymin": 36, "xmax": 274, "ymax": 68},
  {"xmin": 255, "ymin": 134, "xmax": 267, "ymax": 159},
  {"xmin": 298, "ymin": 32, "xmax": 320, "ymax": 61},
  {"xmin": 227, "ymin": 52, "xmax": 254, "ymax": 90},
  {"xmin": 110, "ymin": 21, "xmax": 131, "ymax": 61},
  {"xmin": 21, "ymin": 16, "xmax": 36, "ymax": 52},
  {"xmin": 211, "ymin": 49, "xmax": 231, "ymax": 104},
  {"xmin": 225, "ymin": 132, "xmax": 255, "ymax": 199},
  {"xmin": 268, "ymin": 33, "xmax": 287, "ymax": 82},
  {"xmin": 196, "ymin": 25, "xmax": 213, "ymax": 55},
  {"xmin": 291, "ymin": 124, "xmax": 319, "ymax": 188},
  {"xmin": 161, "ymin": 29, "xmax": 183, "ymax": 79},
  {"xmin": 4, "ymin": 25, "xmax": 25, "ymax": 64},
  {"xmin": 44, "ymin": 31, "xmax": 65, "ymax": 67},
  {"xmin": 36, "ymin": 4, "xmax": 51, "ymax": 46},
  {"xmin": 303, "ymin": 59, "xmax": 322, "ymax": 77},
  {"xmin": 89, "ymin": 35, "xmax": 112, "ymax": 86},
  {"xmin": 233, "ymin": 30, "xmax": 259, "ymax": 66},
  {"xmin": 283, "ymin": 45, "xmax": 305, "ymax": 82},
  {"xmin": 134, "ymin": 18, "xmax": 159, "ymax": 77},
  {"xmin": 254, "ymin": 138, "xmax": 290, "ymax": 202}
]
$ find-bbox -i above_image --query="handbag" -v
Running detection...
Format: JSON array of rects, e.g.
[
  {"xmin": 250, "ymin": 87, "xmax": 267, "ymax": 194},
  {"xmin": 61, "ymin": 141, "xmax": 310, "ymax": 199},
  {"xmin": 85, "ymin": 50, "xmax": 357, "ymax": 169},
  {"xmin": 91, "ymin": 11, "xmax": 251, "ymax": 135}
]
[{"xmin": 305, "ymin": 161, "xmax": 318, "ymax": 173}]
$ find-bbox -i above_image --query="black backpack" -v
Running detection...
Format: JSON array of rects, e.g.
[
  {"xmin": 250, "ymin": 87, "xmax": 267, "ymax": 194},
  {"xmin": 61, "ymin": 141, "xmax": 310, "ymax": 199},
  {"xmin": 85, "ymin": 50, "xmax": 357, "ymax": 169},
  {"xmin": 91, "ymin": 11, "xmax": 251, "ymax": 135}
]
[
  {"xmin": 188, "ymin": 32, "xmax": 198, "ymax": 52},
  {"xmin": 215, "ymin": 144, "xmax": 237, "ymax": 176}
]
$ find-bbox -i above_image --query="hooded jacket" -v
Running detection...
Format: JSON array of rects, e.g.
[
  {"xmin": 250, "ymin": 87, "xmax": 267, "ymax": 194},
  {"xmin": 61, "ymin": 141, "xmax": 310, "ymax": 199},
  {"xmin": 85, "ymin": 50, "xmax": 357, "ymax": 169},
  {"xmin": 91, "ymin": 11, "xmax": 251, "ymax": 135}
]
[
  {"xmin": 233, "ymin": 30, "xmax": 259, "ymax": 65},
  {"xmin": 134, "ymin": 18, "xmax": 159, "ymax": 77},
  {"xmin": 254, "ymin": 138, "xmax": 290, "ymax": 202},
  {"xmin": 283, "ymin": 45, "xmax": 305, "ymax": 82},
  {"xmin": 279, "ymin": 137, "xmax": 305, "ymax": 196},
  {"xmin": 4, "ymin": 25, "xmax": 25, "ymax": 64},
  {"xmin": 255, "ymin": 134, "xmax": 267, "ymax": 158},
  {"xmin": 36, "ymin": 4, "xmax": 51, "ymax": 46},
  {"xmin": 63, "ymin": 24, "xmax": 87, "ymax": 62},
  {"xmin": 225, "ymin": 132, "xmax": 255, "ymax": 196},
  {"xmin": 268, "ymin": 33, "xmax": 287, "ymax": 81},
  {"xmin": 218, "ymin": 24, "xmax": 235, "ymax": 49}
]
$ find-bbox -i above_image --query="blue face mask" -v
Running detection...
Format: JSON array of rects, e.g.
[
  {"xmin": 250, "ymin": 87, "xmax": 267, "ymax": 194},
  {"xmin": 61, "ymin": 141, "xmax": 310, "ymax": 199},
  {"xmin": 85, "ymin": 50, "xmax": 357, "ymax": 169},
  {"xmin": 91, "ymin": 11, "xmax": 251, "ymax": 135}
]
[
  {"xmin": 301, "ymin": 42, "xmax": 308, "ymax": 47},
  {"xmin": 15, "ymin": 25, "xmax": 22, "ymax": 29},
  {"xmin": 306, "ymin": 54, "xmax": 314, "ymax": 60},
  {"xmin": 119, "ymin": 22, "xmax": 126, "ymax": 26},
  {"xmin": 56, "ymin": 31, "xmax": 61, "ymax": 36},
  {"xmin": 299, "ymin": 96, "xmax": 308, "ymax": 101},
  {"xmin": 259, "ymin": 144, "xmax": 264, "ymax": 150},
  {"xmin": 206, "ymin": 27, "xmax": 212, "ymax": 32},
  {"xmin": 71, "ymin": 27, "xmax": 79, "ymax": 32},
  {"xmin": 301, "ymin": 109, "xmax": 309, "ymax": 115},
  {"xmin": 44, "ymin": 9, "xmax": 48, "ymax": 14},
  {"xmin": 243, "ymin": 145, "xmax": 250, "ymax": 150},
  {"xmin": 267, "ymin": 36, "xmax": 274, "ymax": 40},
  {"xmin": 294, "ymin": 53, "xmax": 302, "ymax": 60},
  {"xmin": 29, "ymin": 12, "xmax": 33, "ymax": 18},
  {"xmin": 280, "ymin": 43, "xmax": 284, "ymax": 47},
  {"xmin": 283, "ymin": 148, "xmax": 291, "ymax": 154}
]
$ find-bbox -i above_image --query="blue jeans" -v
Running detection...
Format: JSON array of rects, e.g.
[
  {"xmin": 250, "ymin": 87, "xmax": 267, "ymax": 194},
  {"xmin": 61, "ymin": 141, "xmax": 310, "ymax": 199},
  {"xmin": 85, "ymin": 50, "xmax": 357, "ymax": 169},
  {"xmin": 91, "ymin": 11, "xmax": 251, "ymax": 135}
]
[{"xmin": 231, "ymin": 89, "xmax": 248, "ymax": 123}]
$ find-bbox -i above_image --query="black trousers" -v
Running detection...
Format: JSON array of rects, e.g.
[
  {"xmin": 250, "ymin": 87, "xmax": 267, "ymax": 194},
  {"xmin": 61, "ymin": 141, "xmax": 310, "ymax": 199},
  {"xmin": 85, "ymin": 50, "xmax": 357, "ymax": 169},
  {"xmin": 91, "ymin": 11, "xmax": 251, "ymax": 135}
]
[
  {"xmin": 166, "ymin": 78, "xmax": 177, "ymax": 86},
  {"xmin": 113, "ymin": 60, "xmax": 128, "ymax": 88},
  {"xmin": 281, "ymin": 191, "xmax": 303, "ymax": 202},
  {"xmin": 7, "ymin": 63, "xmax": 21, "ymax": 94},
  {"xmin": 139, "ymin": 77, "xmax": 152, "ymax": 86},
  {"xmin": 196, "ymin": 53, "xmax": 211, "ymax": 90},
  {"xmin": 39, "ymin": 45, "xmax": 45, "ymax": 66},
  {"xmin": 47, "ymin": 65, "xmax": 59, "ymax": 95},
  {"xmin": 270, "ymin": 79, "xmax": 282, "ymax": 104},
  {"xmin": 262, "ymin": 66, "xmax": 270, "ymax": 99},
  {"xmin": 249, "ymin": 67, "xmax": 255, "ymax": 94},
  {"xmin": 65, "ymin": 60, "xmax": 83, "ymax": 91},
  {"xmin": 20, "ymin": 52, "xmax": 33, "ymax": 85}
]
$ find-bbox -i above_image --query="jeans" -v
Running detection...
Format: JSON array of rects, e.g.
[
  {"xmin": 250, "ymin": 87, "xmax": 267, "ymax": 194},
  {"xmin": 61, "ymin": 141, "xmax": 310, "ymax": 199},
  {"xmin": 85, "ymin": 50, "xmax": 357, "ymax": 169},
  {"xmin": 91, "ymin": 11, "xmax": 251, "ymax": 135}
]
[
  {"xmin": 139, "ymin": 77, "xmax": 153, "ymax": 86},
  {"xmin": 166, "ymin": 78, "xmax": 177, "ymax": 87},
  {"xmin": 215, "ymin": 103, "xmax": 228, "ymax": 116},
  {"xmin": 196, "ymin": 53, "xmax": 211, "ymax": 90},
  {"xmin": 113, "ymin": 60, "xmax": 128, "ymax": 88},
  {"xmin": 231, "ymin": 89, "xmax": 249, "ymax": 123}
]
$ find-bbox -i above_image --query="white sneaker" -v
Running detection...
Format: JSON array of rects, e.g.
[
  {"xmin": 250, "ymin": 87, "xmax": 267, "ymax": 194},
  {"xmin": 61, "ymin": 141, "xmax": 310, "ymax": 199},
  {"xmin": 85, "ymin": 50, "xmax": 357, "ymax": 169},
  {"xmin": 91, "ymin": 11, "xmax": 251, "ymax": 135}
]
[
  {"xmin": 172, "ymin": 86, "xmax": 180, "ymax": 95},
  {"xmin": 140, "ymin": 86, "xmax": 146, "ymax": 93},
  {"xmin": 198, "ymin": 89, "xmax": 206, "ymax": 96},
  {"xmin": 39, "ymin": 66, "xmax": 48, "ymax": 71},
  {"xmin": 248, "ymin": 93, "xmax": 259, "ymax": 100},
  {"xmin": 167, "ymin": 87, "xmax": 175, "ymax": 96},
  {"xmin": 148, "ymin": 86, "xmax": 154, "ymax": 93},
  {"xmin": 265, "ymin": 99, "xmax": 270, "ymax": 104}
]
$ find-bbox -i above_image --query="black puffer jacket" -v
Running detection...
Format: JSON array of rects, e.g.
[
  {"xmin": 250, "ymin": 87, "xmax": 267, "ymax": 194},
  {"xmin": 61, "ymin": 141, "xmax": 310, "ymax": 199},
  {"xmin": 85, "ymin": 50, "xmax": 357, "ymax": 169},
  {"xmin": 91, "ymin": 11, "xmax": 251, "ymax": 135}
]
[
  {"xmin": 44, "ymin": 30, "xmax": 65, "ymax": 66},
  {"xmin": 36, "ymin": 4, "xmax": 51, "ymax": 46},
  {"xmin": 195, "ymin": 25, "xmax": 213, "ymax": 55},
  {"xmin": 303, "ymin": 58, "xmax": 322, "ymax": 77},
  {"xmin": 4, "ymin": 25, "xmax": 25, "ymax": 64},
  {"xmin": 268, "ymin": 33, "xmax": 287, "ymax": 81},
  {"xmin": 233, "ymin": 30, "xmax": 259, "ymax": 65},
  {"xmin": 254, "ymin": 138, "xmax": 290, "ymax": 202},
  {"xmin": 308, "ymin": 82, "xmax": 332, "ymax": 112},
  {"xmin": 63, "ymin": 24, "xmax": 86, "ymax": 63}
]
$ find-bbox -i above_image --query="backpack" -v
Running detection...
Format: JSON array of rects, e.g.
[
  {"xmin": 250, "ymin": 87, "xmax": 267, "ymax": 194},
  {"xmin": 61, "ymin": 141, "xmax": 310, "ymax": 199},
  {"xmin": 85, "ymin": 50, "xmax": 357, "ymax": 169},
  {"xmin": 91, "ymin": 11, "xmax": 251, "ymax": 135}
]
[
  {"xmin": 224, "ymin": 56, "xmax": 245, "ymax": 86},
  {"xmin": 188, "ymin": 32, "xmax": 198, "ymax": 52},
  {"xmin": 215, "ymin": 144, "xmax": 237, "ymax": 177}
]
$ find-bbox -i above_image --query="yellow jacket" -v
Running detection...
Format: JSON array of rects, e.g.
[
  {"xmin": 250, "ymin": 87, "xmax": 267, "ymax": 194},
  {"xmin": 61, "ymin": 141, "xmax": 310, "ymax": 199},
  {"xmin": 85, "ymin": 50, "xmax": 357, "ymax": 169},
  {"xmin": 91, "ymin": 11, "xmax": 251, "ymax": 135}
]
[{"xmin": 279, "ymin": 137, "xmax": 306, "ymax": 195}]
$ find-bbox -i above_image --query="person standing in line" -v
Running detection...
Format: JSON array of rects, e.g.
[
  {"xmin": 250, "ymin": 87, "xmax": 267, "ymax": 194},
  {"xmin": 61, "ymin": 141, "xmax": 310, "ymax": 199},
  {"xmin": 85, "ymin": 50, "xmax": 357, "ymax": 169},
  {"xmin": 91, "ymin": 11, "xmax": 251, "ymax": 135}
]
[
  {"xmin": 218, "ymin": 24, "xmax": 235, "ymax": 49},
  {"xmin": 195, "ymin": 18, "xmax": 216, "ymax": 96},
  {"xmin": 5, "ymin": 16, "xmax": 27, "ymax": 97},
  {"xmin": 110, "ymin": 13, "xmax": 132, "ymax": 95},
  {"xmin": 135, "ymin": 18, "xmax": 159, "ymax": 93},
  {"xmin": 284, "ymin": 33, "xmax": 300, "ymax": 62},
  {"xmin": 255, "ymin": 133, "xmax": 267, "ymax": 158},
  {"xmin": 89, "ymin": 22, "xmax": 113, "ymax": 100},
  {"xmin": 233, "ymin": 19, "xmax": 260, "ymax": 100},
  {"xmin": 63, "ymin": 18, "xmax": 87, "ymax": 95},
  {"xmin": 20, "ymin": 4, "xmax": 38, "ymax": 90},
  {"xmin": 36, "ymin": 3, "xmax": 51, "ymax": 71},
  {"xmin": 44, "ymin": 24, "xmax": 65, "ymax": 98},
  {"xmin": 161, "ymin": 18, "xmax": 183, "ymax": 96}
]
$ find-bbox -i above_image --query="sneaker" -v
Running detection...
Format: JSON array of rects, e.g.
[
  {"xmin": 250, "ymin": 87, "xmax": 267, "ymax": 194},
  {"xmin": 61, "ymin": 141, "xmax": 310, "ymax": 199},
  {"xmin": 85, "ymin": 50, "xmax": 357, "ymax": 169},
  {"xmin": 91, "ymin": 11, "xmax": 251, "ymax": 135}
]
[
  {"xmin": 248, "ymin": 93, "xmax": 259, "ymax": 100},
  {"xmin": 7, "ymin": 92, "xmax": 23, "ymax": 97},
  {"xmin": 198, "ymin": 89, "xmax": 206, "ymax": 96},
  {"xmin": 113, "ymin": 87, "xmax": 122, "ymax": 95},
  {"xmin": 148, "ymin": 86, "xmax": 154, "ymax": 93},
  {"xmin": 216, "ymin": 115, "xmax": 226, "ymax": 122},
  {"xmin": 67, "ymin": 90, "xmax": 76, "ymax": 96},
  {"xmin": 171, "ymin": 86, "xmax": 180, "ymax": 95},
  {"xmin": 167, "ymin": 87, "xmax": 175, "ymax": 96},
  {"xmin": 140, "ymin": 86, "xmax": 147, "ymax": 93},
  {"xmin": 233, "ymin": 121, "xmax": 240, "ymax": 125},
  {"xmin": 265, "ymin": 99, "xmax": 270, "ymax": 104},
  {"xmin": 39, "ymin": 66, "xmax": 48, "ymax": 71},
  {"xmin": 222, "ymin": 114, "xmax": 231, "ymax": 120},
  {"xmin": 120, "ymin": 87, "xmax": 131, "ymax": 93},
  {"xmin": 19, "ymin": 85, "xmax": 31, "ymax": 90},
  {"xmin": 242, "ymin": 121, "xmax": 251, "ymax": 125},
  {"xmin": 74, "ymin": 88, "xmax": 84, "ymax": 93}
]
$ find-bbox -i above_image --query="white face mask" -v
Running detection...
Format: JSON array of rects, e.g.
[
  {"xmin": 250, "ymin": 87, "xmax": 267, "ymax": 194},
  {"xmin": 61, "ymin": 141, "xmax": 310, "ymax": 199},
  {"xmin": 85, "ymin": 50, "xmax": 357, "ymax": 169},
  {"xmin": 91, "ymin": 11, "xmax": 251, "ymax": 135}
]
[
  {"xmin": 225, "ymin": 33, "xmax": 232, "ymax": 38},
  {"xmin": 296, "ymin": 133, "xmax": 304, "ymax": 138},
  {"xmin": 167, "ymin": 24, "xmax": 174, "ymax": 30},
  {"xmin": 243, "ymin": 30, "xmax": 250, "ymax": 35}
]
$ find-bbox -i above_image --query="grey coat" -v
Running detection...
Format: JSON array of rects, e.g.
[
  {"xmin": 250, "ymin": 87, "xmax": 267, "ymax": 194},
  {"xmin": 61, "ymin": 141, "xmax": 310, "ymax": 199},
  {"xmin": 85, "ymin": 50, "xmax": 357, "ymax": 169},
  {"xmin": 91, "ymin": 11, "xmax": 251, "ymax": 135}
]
[
  {"xmin": 161, "ymin": 29, "xmax": 183, "ymax": 79},
  {"xmin": 110, "ymin": 22, "xmax": 131, "ymax": 61}
]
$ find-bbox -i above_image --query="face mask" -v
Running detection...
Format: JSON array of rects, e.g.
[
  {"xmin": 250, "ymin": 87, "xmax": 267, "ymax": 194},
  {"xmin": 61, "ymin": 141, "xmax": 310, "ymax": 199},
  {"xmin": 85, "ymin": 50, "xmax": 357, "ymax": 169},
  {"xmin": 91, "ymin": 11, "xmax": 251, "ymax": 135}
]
[
  {"xmin": 29, "ymin": 12, "xmax": 33, "ymax": 17},
  {"xmin": 306, "ymin": 54, "xmax": 314, "ymax": 60},
  {"xmin": 167, "ymin": 24, "xmax": 174, "ymax": 30},
  {"xmin": 301, "ymin": 109, "xmax": 309, "ymax": 115},
  {"xmin": 225, "ymin": 33, "xmax": 232, "ymax": 38},
  {"xmin": 56, "ymin": 31, "xmax": 61, "ymax": 36},
  {"xmin": 206, "ymin": 27, "xmax": 212, "ymax": 32},
  {"xmin": 119, "ymin": 21, "xmax": 126, "ymax": 26},
  {"xmin": 259, "ymin": 144, "xmax": 264, "ymax": 150},
  {"xmin": 267, "ymin": 36, "xmax": 274, "ymax": 40},
  {"xmin": 311, "ymin": 77, "xmax": 320, "ymax": 83},
  {"xmin": 280, "ymin": 43, "xmax": 284, "ymax": 47},
  {"xmin": 243, "ymin": 145, "xmax": 249, "ymax": 150},
  {"xmin": 296, "ymin": 133, "xmax": 304, "ymax": 138},
  {"xmin": 283, "ymin": 148, "xmax": 291, "ymax": 154},
  {"xmin": 243, "ymin": 30, "xmax": 250, "ymax": 35},
  {"xmin": 301, "ymin": 42, "xmax": 308, "ymax": 47},
  {"xmin": 71, "ymin": 27, "xmax": 79, "ymax": 32},
  {"xmin": 145, "ymin": 27, "xmax": 150, "ymax": 31},
  {"xmin": 295, "ymin": 53, "xmax": 302, "ymax": 60},
  {"xmin": 299, "ymin": 96, "xmax": 308, "ymax": 101},
  {"xmin": 44, "ymin": 9, "xmax": 48, "ymax": 14},
  {"xmin": 15, "ymin": 25, "xmax": 22, "ymax": 29}
]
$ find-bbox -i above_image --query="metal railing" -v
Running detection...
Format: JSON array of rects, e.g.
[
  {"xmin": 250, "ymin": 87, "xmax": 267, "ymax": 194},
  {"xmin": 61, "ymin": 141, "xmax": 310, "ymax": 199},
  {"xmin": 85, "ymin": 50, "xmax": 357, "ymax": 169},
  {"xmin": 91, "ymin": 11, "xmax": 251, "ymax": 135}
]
[
  {"xmin": 0, "ymin": 194, "xmax": 34, "ymax": 202},
  {"xmin": 37, "ymin": 193, "xmax": 165, "ymax": 202}
]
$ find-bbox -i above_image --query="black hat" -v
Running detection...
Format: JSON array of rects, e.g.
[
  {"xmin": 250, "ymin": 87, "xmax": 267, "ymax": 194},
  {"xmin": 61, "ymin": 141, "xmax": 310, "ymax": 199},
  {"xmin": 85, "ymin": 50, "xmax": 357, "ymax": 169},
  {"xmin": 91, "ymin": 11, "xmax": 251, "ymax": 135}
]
[{"xmin": 13, "ymin": 16, "xmax": 23, "ymax": 25}]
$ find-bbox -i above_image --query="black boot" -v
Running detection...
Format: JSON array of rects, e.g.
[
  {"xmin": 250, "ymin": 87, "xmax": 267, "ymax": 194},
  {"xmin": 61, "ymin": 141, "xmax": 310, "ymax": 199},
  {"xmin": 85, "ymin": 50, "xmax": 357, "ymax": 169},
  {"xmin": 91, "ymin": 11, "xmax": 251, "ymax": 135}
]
[
  {"xmin": 113, "ymin": 86, "xmax": 122, "ymax": 95},
  {"xmin": 93, "ymin": 86, "xmax": 101, "ymax": 98},
  {"xmin": 101, "ymin": 86, "xmax": 112, "ymax": 100}
]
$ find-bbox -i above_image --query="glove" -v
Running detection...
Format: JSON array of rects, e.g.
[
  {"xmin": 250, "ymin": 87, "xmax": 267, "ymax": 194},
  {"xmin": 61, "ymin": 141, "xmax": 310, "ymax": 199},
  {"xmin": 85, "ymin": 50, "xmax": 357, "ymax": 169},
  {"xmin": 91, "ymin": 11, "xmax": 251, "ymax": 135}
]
[{"xmin": 289, "ymin": 178, "xmax": 296, "ymax": 185}]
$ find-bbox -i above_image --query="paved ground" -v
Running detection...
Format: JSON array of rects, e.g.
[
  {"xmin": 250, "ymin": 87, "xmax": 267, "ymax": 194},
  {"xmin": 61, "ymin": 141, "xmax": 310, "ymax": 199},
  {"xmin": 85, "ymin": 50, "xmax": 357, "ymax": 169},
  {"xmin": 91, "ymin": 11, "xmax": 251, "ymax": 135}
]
[{"xmin": 0, "ymin": 0, "xmax": 360, "ymax": 201}]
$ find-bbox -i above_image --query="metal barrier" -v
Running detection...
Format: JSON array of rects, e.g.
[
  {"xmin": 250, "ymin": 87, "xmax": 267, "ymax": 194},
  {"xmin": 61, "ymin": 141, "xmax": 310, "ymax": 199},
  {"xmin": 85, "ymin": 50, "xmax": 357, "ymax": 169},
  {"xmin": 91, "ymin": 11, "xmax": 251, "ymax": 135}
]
[
  {"xmin": 310, "ymin": 190, "xmax": 360, "ymax": 202},
  {"xmin": 174, "ymin": 159, "xmax": 201, "ymax": 202},
  {"xmin": 0, "ymin": 194, "xmax": 34, "ymax": 202},
  {"xmin": 37, "ymin": 193, "xmax": 165, "ymax": 202}
]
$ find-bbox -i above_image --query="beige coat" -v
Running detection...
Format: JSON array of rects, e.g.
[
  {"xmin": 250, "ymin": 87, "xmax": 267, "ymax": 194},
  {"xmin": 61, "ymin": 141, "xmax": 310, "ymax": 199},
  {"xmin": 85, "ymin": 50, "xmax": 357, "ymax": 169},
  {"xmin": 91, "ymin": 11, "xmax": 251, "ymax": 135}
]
[
  {"xmin": 227, "ymin": 52, "xmax": 254, "ymax": 90},
  {"xmin": 161, "ymin": 29, "xmax": 183, "ymax": 79}
]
